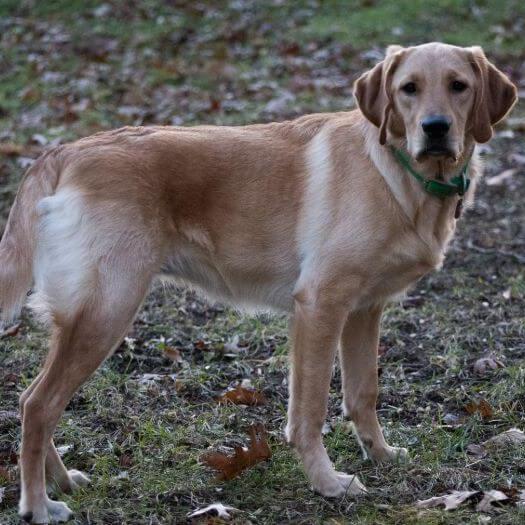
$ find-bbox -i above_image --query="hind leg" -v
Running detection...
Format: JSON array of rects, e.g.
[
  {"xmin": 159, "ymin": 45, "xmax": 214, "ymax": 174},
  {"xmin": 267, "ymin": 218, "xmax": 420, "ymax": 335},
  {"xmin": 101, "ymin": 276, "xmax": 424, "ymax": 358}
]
[
  {"xmin": 19, "ymin": 274, "xmax": 152, "ymax": 524},
  {"xmin": 19, "ymin": 374, "xmax": 89, "ymax": 496}
]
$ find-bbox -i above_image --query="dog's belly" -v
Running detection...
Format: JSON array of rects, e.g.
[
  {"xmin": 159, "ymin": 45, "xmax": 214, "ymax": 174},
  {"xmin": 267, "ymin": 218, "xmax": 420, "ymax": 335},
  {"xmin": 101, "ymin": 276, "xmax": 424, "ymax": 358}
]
[{"xmin": 160, "ymin": 243, "xmax": 298, "ymax": 313}]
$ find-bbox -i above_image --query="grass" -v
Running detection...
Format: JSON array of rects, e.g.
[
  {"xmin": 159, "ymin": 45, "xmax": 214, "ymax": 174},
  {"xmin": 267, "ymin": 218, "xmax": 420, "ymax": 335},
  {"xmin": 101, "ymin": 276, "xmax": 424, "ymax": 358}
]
[
  {"xmin": 299, "ymin": 0, "xmax": 525, "ymax": 53},
  {"xmin": 1, "ymin": 1, "xmax": 524, "ymax": 524}
]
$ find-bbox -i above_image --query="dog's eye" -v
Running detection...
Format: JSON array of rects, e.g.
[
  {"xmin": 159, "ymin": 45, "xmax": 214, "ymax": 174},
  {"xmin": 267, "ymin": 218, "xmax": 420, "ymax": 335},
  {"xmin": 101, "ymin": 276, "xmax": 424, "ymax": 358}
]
[
  {"xmin": 401, "ymin": 82, "xmax": 417, "ymax": 95},
  {"xmin": 451, "ymin": 80, "xmax": 467, "ymax": 92}
]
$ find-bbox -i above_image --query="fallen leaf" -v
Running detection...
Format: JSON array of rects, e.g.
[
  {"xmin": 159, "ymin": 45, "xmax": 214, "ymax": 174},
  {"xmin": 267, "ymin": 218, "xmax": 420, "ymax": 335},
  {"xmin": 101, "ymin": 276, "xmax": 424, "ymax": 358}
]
[
  {"xmin": 119, "ymin": 453, "xmax": 133, "ymax": 468},
  {"xmin": 194, "ymin": 339, "xmax": 207, "ymax": 350},
  {"xmin": 200, "ymin": 423, "xmax": 271, "ymax": 480},
  {"xmin": 137, "ymin": 373, "xmax": 177, "ymax": 384},
  {"xmin": 138, "ymin": 373, "xmax": 163, "ymax": 384},
  {"xmin": 486, "ymin": 168, "xmax": 517, "ymax": 186},
  {"xmin": 416, "ymin": 490, "xmax": 478, "ymax": 510},
  {"xmin": 55, "ymin": 445, "xmax": 73, "ymax": 456},
  {"xmin": 476, "ymin": 490, "xmax": 508, "ymax": 512},
  {"xmin": 466, "ymin": 443, "xmax": 487, "ymax": 457},
  {"xmin": 466, "ymin": 428, "xmax": 525, "ymax": 458},
  {"xmin": 188, "ymin": 503, "xmax": 239, "ymax": 521},
  {"xmin": 502, "ymin": 288, "xmax": 512, "ymax": 300},
  {"xmin": 2, "ymin": 373, "xmax": 19, "ymax": 384},
  {"xmin": 163, "ymin": 346, "xmax": 184, "ymax": 364},
  {"xmin": 473, "ymin": 356, "xmax": 505, "ymax": 376},
  {"xmin": 465, "ymin": 399, "xmax": 494, "ymax": 419},
  {"xmin": 442, "ymin": 413, "xmax": 460, "ymax": 425},
  {"xmin": 0, "ymin": 324, "xmax": 20, "ymax": 338},
  {"xmin": 218, "ymin": 385, "xmax": 266, "ymax": 406},
  {"xmin": 484, "ymin": 428, "xmax": 525, "ymax": 447}
]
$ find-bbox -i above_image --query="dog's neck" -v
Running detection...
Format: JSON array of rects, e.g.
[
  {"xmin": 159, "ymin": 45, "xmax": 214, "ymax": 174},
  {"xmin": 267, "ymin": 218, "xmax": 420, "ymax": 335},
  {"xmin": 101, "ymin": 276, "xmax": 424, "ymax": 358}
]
[{"xmin": 362, "ymin": 117, "xmax": 480, "ymax": 254}]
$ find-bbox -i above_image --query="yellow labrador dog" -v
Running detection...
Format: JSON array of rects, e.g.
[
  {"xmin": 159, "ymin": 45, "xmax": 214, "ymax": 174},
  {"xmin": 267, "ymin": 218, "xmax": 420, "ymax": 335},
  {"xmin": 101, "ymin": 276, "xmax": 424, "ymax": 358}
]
[{"xmin": 0, "ymin": 42, "xmax": 516, "ymax": 523}]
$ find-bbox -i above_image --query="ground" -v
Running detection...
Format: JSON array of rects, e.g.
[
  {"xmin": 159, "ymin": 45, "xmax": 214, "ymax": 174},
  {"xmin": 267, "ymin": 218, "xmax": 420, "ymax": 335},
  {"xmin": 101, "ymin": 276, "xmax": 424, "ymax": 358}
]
[{"xmin": 0, "ymin": 1, "xmax": 524, "ymax": 524}]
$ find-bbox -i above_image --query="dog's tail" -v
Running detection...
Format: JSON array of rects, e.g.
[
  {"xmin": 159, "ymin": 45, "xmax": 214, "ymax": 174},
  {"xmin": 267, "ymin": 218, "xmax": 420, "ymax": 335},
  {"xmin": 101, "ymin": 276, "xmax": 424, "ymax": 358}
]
[{"xmin": 0, "ymin": 149, "xmax": 61, "ymax": 324}]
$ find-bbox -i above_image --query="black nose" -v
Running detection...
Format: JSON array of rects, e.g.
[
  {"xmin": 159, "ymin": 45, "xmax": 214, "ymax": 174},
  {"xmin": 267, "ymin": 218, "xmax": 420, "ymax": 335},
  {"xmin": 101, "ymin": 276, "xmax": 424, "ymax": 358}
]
[{"xmin": 421, "ymin": 115, "xmax": 451, "ymax": 139}]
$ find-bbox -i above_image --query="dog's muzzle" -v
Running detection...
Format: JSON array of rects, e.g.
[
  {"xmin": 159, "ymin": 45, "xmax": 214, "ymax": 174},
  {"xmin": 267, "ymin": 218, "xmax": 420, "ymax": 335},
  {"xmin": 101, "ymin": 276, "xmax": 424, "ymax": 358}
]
[{"xmin": 417, "ymin": 115, "xmax": 456, "ymax": 160}]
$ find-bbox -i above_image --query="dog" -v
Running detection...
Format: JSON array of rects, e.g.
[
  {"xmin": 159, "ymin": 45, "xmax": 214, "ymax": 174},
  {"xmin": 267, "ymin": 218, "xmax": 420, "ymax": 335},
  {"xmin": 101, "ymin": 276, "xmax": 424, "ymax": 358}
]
[{"xmin": 0, "ymin": 42, "xmax": 516, "ymax": 523}]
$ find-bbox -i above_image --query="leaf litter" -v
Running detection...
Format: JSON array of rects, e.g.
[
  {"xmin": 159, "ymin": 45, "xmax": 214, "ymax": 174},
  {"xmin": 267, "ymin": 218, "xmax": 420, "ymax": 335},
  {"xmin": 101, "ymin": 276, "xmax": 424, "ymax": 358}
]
[
  {"xmin": 188, "ymin": 503, "xmax": 240, "ymax": 521},
  {"xmin": 200, "ymin": 423, "xmax": 271, "ymax": 481},
  {"xmin": 217, "ymin": 385, "xmax": 267, "ymax": 406}
]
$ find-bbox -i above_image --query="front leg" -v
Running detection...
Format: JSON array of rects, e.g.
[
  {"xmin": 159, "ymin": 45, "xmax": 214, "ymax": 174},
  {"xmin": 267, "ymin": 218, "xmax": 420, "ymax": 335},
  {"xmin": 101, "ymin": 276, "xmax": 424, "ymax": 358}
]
[
  {"xmin": 286, "ymin": 293, "xmax": 366, "ymax": 497},
  {"xmin": 339, "ymin": 305, "xmax": 407, "ymax": 463}
]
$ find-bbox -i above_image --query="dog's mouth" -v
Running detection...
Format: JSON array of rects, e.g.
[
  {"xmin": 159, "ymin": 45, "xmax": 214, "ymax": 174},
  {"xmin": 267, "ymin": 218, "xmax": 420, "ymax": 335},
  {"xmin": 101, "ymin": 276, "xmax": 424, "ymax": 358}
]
[{"xmin": 415, "ymin": 144, "xmax": 457, "ymax": 162}]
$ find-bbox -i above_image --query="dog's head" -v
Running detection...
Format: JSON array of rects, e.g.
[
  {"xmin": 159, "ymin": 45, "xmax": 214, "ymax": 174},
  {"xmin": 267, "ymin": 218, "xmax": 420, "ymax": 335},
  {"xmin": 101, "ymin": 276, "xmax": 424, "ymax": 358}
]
[{"xmin": 354, "ymin": 43, "xmax": 517, "ymax": 161}]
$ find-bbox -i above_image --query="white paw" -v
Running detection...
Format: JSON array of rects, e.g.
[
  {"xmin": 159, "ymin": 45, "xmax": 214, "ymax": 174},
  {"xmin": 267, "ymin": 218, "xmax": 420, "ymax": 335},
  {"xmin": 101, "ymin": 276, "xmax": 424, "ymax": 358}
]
[
  {"xmin": 371, "ymin": 445, "xmax": 409, "ymax": 463},
  {"xmin": 47, "ymin": 500, "xmax": 73, "ymax": 522},
  {"xmin": 336, "ymin": 472, "xmax": 368, "ymax": 495},
  {"xmin": 19, "ymin": 497, "xmax": 73, "ymax": 524},
  {"xmin": 68, "ymin": 469, "xmax": 90, "ymax": 488},
  {"xmin": 312, "ymin": 468, "xmax": 367, "ymax": 498}
]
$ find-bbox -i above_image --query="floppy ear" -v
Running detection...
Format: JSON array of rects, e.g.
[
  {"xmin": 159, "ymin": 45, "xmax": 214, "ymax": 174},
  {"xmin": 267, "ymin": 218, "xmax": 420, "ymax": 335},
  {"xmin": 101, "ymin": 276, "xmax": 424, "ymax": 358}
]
[
  {"xmin": 468, "ymin": 46, "xmax": 517, "ymax": 143},
  {"xmin": 354, "ymin": 48, "xmax": 404, "ymax": 145}
]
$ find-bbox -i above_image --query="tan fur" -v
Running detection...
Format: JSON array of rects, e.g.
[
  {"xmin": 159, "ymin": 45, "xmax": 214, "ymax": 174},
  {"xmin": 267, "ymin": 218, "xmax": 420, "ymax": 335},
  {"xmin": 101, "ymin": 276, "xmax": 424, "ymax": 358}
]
[{"xmin": 0, "ymin": 43, "xmax": 516, "ymax": 523}]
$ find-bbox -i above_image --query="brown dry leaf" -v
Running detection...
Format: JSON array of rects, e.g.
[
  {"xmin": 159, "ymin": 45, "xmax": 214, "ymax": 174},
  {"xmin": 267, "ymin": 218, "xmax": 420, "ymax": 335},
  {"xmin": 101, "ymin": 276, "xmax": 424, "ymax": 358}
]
[
  {"xmin": 0, "ymin": 323, "xmax": 20, "ymax": 338},
  {"xmin": 473, "ymin": 356, "xmax": 505, "ymax": 376},
  {"xmin": 218, "ymin": 385, "xmax": 266, "ymax": 406},
  {"xmin": 200, "ymin": 423, "xmax": 271, "ymax": 480},
  {"xmin": 416, "ymin": 490, "xmax": 478, "ymax": 511},
  {"xmin": 465, "ymin": 399, "xmax": 494, "ymax": 419},
  {"xmin": 119, "ymin": 453, "xmax": 133, "ymax": 468},
  {"xmin": 476, "ymin": 490, "xmax": 508, "ymax": 512},
  {"xmin": 163, "ymin": 346, "xmax": 184, "ymax": 364},
  {"xmin": 2, "ymin": 373, "xmax": 19, "ymax": 384}
]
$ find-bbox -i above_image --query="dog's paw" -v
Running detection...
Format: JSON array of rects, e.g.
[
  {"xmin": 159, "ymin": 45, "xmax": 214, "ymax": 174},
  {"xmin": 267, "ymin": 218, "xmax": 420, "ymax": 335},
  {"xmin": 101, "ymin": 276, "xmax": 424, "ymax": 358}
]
[
  {"xmin": 311, "ymin": 469, "xmax": 367, "ymax": 498},
  {"xmin": 336, "ymin": 472, "xmax": 368, "ymax": 495},
  {"xmin": 68, "ymin": 469, "xmax": 90, "ymax": 489},
  {"xmin": 370, "ymin": 445, "xmax": 409, "ymax": 463},
  {"xmin": 48, "ymin": 469, "xmax": 91, "ymax": 495},
  {"xmin": 20, "ymin": 497, "xmax": 73, "ymax": 524},
  {"xmin": 47, "ymin": 500, "xmax": 74, "ymax": 523}
]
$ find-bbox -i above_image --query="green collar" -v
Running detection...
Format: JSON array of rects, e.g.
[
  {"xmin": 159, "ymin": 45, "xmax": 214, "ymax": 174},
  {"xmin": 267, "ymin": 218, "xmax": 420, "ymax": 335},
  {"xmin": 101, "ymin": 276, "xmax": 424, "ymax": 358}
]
[{"xmin": 390, "ymin": 146, "xmax": 471, "ymax": 199}]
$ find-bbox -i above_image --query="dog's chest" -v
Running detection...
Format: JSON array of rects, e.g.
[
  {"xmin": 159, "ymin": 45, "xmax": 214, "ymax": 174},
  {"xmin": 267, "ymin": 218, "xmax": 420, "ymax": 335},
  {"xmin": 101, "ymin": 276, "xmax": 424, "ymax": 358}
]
[{"xmin": 354, "ymin": 231, "xmax": 447, "ymax": 306}]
